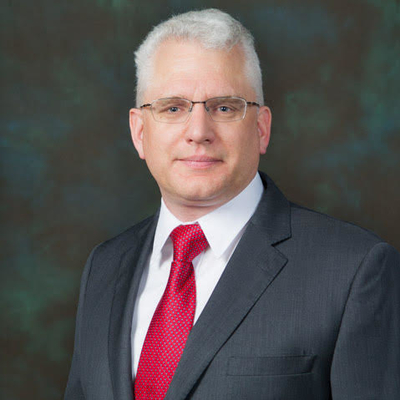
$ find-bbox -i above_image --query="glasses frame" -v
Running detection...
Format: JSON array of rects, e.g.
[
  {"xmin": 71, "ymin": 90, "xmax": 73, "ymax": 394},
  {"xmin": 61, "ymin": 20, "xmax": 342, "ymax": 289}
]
[{"xmin": 139, "ymin": 96, "xmax": 260, "ymax": 123}]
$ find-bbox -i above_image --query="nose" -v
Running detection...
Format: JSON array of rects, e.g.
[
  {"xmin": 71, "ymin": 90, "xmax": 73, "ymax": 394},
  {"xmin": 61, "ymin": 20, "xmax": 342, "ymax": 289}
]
[{"xmin": 184, "ymin": 103, "xmax": 216, "ymax": 144}]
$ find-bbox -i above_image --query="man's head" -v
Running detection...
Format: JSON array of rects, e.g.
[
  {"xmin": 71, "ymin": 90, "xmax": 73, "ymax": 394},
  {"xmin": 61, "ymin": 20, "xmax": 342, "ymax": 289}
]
[{"xmin": 130, "ymin": 9, "xmax": 271, "ymax": 221}]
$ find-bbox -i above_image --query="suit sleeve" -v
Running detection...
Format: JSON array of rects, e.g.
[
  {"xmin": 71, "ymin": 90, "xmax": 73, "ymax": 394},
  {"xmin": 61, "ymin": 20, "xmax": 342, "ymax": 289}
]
[
  {"xmin": 330, "ymin": 242, "xmax": 400, "ymax": 399},
  {"xmin": 64, "ymin": 245, "xmax": 99, "ymax": 400}
]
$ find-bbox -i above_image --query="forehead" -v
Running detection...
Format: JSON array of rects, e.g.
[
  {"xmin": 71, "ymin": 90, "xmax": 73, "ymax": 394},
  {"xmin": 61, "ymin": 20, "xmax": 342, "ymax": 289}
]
[{"xmin": 145, "ymin": 39, "xmax": 254, "ymax": 100}]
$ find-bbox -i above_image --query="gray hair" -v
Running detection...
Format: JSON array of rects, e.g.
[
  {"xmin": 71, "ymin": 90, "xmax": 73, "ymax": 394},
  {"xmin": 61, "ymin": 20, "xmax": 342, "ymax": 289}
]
[{"xmin": 134, "ymin": 9, "xmax": 264, "ymax": 106}]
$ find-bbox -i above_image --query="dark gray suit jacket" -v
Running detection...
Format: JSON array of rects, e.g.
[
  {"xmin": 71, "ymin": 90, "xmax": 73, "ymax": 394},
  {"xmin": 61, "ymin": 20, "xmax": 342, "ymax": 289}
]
[{"xmin": 65, "ymin": 172, "xmax": 400, "ymax": 399}]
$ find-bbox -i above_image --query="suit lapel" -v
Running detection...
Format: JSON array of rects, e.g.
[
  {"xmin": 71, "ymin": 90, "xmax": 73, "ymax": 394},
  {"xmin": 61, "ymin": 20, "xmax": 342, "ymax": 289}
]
[
  {"xmin": 165, "ymin": 173, "xmax": 292, "ymax": 400},
  {"xmin": 108, "ymin": 216, "xmax": 158, "ymax": 400}
]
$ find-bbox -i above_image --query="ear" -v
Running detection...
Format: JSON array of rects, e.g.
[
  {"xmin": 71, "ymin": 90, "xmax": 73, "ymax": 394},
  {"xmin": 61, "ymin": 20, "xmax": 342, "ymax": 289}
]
[
  {"xmin": 129, "ymin": 108, "xmax": 145, "ymax": 160},
  {"xmin": 257, "ymin": 106, "xmax": 272, "ymax": 155}
]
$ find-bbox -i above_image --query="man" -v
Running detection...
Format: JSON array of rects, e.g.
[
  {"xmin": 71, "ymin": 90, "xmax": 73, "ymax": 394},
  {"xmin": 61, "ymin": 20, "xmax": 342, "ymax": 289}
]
[{"xmin": 65, "ymin": 9, "xmax": 400, "ymax": 400}]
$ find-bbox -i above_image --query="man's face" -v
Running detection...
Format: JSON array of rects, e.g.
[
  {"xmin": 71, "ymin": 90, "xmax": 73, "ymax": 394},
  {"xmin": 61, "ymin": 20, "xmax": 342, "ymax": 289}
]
[{"xmin": 130, "ymin": 40, "xmax": 271, "ymax": 217}]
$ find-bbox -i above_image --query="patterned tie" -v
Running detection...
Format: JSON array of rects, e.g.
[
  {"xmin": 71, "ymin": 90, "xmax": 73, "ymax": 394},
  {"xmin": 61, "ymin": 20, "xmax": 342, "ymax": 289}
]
[{"xmin": 134, "ymin": 223, "xmax": 208, "ymax": 399}]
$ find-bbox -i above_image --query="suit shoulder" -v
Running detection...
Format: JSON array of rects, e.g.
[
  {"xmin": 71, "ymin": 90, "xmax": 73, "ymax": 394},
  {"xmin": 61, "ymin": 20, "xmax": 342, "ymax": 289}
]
[
  {"xmin": 91, "ymin": 214, "xmax": 156, "ymax": 260},
  {"xmin": 289, "ymin": 202, "xmax": 384, "ymax": 252}
]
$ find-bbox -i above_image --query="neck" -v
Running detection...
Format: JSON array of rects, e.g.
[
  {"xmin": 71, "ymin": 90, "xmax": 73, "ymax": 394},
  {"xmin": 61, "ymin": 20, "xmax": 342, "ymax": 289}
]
[{"xmin": 162, "ymin": 199, "xmax": 224, "ymax": 222}]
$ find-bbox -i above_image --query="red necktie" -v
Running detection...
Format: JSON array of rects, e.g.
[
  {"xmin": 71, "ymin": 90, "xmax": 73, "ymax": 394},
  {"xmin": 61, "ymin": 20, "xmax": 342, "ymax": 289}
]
[{"xmin": 134, "ymin": 223, "xmax": 208, "ymax": 399}]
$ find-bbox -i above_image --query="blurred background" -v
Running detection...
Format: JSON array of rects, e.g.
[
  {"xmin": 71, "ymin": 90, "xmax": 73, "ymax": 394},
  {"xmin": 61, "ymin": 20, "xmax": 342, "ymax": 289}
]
[{"xmin": 1, "ymin": 0, "xmax": 399, "ymax": 398}]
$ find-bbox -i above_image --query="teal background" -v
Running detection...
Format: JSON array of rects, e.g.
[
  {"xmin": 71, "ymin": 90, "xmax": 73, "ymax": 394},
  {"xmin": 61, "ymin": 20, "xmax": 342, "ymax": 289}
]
[{"xmin": 1, "ymin": 0, "xmax": 399, "ymax": 398}]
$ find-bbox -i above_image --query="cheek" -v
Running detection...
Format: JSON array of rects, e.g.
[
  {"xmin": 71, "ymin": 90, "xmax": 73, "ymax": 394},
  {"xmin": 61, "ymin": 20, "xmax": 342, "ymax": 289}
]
[
  {"xmin": 142, "ymin": 128, "xmax": 177, "ymax": 174},
  {"xmin": 142, "ymin": 127, "xmax": 163, "ymax": 158},
  {"xmin": 231, "ymin": 126, "xmax": 260, "ymax": 160}
]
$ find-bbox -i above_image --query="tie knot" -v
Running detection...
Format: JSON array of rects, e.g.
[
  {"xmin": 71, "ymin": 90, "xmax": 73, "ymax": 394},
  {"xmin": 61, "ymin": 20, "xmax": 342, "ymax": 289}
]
[{"xmin": 170, "ymin": 223, "xmax": 208, "ymax": 263}]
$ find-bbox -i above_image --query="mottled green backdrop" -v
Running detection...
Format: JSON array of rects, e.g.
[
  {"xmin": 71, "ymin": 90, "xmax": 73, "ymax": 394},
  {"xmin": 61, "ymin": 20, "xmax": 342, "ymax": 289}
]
[{"xmin": 1, "ymin": 0, "xmax": 399, "ymax": 398}]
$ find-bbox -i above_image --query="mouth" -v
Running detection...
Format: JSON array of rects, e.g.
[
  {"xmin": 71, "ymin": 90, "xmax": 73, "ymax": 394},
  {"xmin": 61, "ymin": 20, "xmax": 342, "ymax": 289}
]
[{"xmin": 178, "ymin": 156, "xmax": 222, "ymax": 169}]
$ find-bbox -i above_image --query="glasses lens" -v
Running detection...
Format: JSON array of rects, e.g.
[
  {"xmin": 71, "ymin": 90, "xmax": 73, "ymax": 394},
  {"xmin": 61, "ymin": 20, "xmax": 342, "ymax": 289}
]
[
  {"xmin": 151, "ymin": 98, "xmax": 191, "ymax": 123},
  {"xmin": 205, "ymin": 97, "xmax": 246, "ymax": 122}
]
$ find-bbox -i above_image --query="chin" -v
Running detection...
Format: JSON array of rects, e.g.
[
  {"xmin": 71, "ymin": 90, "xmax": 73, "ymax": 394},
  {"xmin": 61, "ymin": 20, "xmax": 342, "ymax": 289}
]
[
  {"xmin": 176, "ymin": 180, "xmax": 229, "ymax": 205},
  {"xmin": 181, "ymin": 188, "xmax": 220, "ymax": 203}
]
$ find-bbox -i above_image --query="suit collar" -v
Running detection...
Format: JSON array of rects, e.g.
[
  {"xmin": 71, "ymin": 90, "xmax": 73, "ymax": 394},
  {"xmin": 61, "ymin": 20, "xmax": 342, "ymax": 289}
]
[{"xmin": 251, "ymin": 171, "xmax": 292, "ymax": 244}]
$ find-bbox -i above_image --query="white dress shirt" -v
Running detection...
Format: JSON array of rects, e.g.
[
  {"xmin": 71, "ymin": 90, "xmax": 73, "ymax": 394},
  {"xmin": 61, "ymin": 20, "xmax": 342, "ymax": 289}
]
[{"xmin": 131, "ymin": 172, "xmax": 264, "ymax": 377}]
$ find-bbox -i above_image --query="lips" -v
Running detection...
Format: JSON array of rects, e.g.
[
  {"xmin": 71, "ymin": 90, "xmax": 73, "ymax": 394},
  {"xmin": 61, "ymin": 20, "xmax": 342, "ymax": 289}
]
[{"xmin": 178, "ymin": 155, "xmax": 222, "ymax": 169}]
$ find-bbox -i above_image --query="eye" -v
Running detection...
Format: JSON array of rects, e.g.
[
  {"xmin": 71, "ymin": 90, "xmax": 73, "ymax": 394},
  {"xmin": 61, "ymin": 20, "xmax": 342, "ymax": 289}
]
[
  {"xmin": 157, "ymin": 104, "xmax": 184, "ymax": 114},
  {"xmin": 156, "ymin": 100, "xmax": 189, "ymax": 114},
  {"xmin": 208, "ymin": 99, "xmax": 242, "ymax": 114},
  {"xmin": 218, "ymin": 105, "xmax": 232, "ymax": 113}
]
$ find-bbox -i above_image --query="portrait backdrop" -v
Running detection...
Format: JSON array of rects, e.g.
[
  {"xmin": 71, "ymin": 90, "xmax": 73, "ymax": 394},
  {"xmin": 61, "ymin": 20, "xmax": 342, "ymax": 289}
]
[{"xmin": 1, "ymin": 0, "xmax": 399, "ymax": 398}]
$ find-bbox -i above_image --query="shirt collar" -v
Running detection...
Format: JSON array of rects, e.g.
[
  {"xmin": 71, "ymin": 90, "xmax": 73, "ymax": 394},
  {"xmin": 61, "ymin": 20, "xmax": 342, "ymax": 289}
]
[{"xmin": 152, "ymin": 172, "xmax": 264, "ymax": 259}]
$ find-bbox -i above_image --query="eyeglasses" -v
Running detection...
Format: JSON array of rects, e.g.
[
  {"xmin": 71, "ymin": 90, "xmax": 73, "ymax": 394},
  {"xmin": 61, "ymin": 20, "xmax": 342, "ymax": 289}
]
[{"xmin": 140, "ymin": 96, "xmax": 260, "ymax": 123}]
